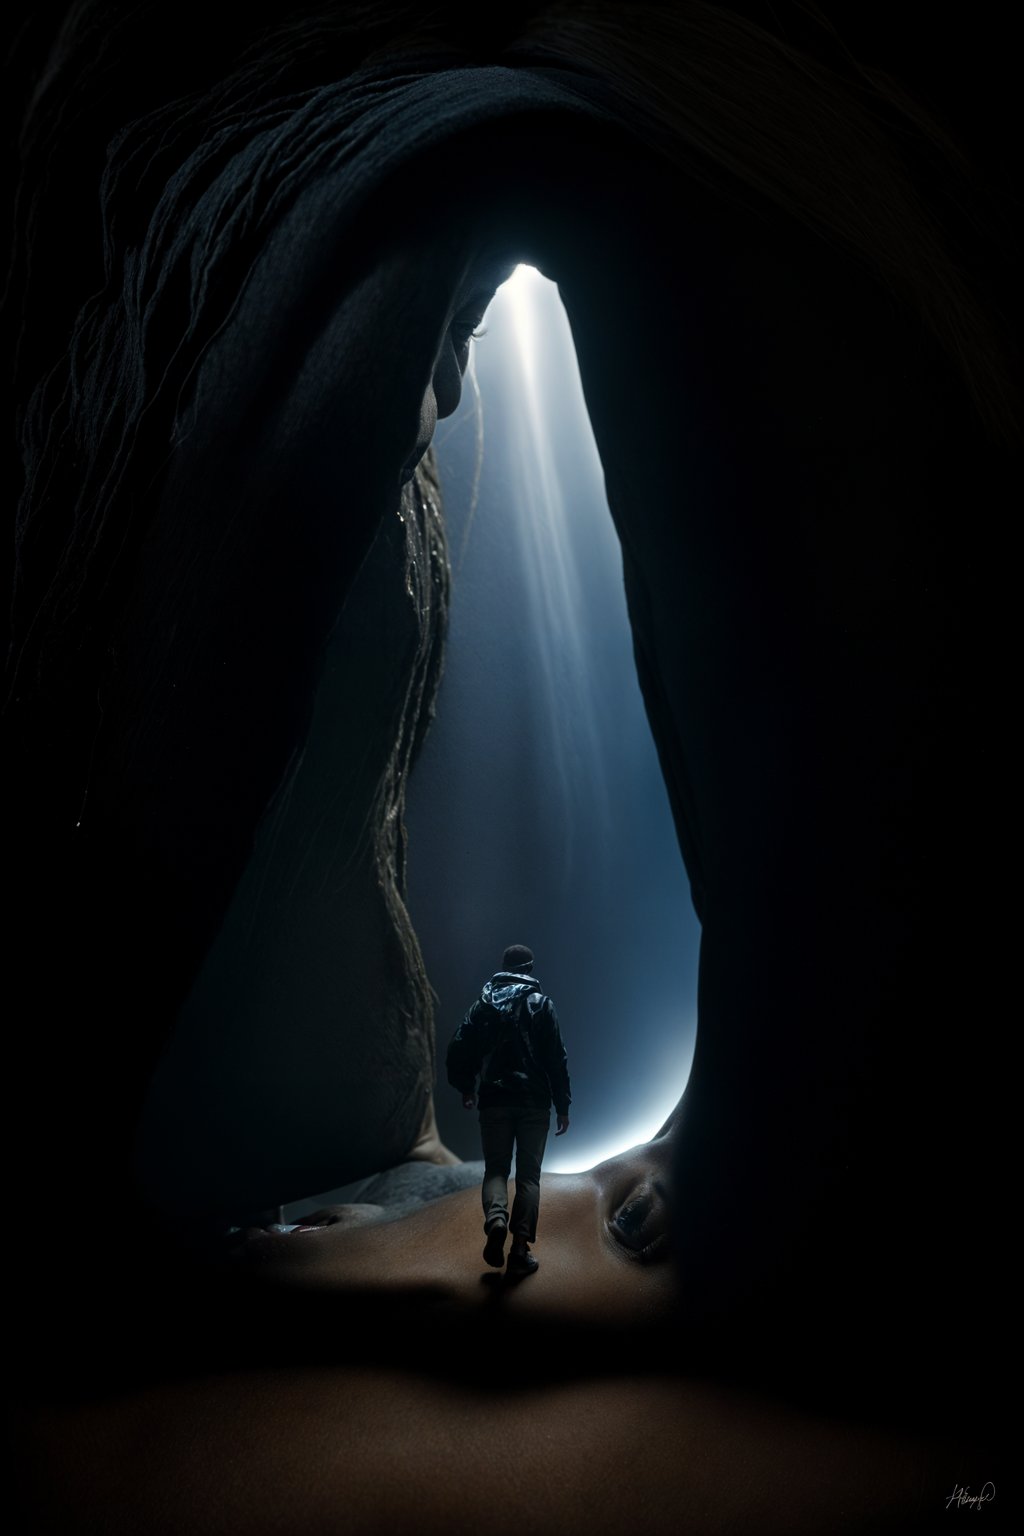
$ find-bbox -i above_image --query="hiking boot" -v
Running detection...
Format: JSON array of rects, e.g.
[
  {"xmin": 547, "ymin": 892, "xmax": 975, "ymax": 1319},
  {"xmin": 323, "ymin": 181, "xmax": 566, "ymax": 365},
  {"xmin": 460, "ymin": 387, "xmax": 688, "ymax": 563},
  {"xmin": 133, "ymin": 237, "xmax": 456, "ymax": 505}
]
[
  {"xmin": 483, "ymin": 1219, "xmax": 508, "ymax": 1268},
  {"xmin": 506, "ymin": 1245, "xmax": 539, "ymax": 1277}
]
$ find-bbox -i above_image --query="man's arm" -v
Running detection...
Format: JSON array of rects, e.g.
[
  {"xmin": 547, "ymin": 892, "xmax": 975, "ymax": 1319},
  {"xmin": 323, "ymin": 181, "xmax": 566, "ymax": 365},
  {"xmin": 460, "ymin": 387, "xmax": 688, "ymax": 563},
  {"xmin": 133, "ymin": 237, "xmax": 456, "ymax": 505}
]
[
  {"xmin": 445, "ymin": 1008, "xmax": 484, "ymax": 1107},
  {"xmin": 539, "ymin": 1000, "xmax": 571, "ymax": 1132}
]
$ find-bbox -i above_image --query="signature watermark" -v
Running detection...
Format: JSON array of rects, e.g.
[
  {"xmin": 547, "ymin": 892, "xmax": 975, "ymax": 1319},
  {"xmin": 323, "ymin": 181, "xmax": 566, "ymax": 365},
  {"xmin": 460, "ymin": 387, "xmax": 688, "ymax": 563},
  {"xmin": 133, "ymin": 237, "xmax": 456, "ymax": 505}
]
[{"xmin": 946, "ymin": 1482, "xmax": 995, "ymax": 1512}]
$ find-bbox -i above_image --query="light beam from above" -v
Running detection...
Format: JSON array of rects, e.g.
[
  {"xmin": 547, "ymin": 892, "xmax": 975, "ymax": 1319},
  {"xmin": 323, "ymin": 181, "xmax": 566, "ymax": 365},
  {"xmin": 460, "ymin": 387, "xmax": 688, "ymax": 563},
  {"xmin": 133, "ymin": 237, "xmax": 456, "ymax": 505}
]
[{"xmin": 424, "ymin": 260, "xmax": 699, "ymax": 1173}]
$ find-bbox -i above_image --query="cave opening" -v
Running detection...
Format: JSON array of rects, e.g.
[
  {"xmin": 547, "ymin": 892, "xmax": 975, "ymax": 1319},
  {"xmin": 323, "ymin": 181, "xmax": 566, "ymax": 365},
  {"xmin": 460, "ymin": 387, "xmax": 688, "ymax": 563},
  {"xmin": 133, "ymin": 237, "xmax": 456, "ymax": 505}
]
[
  {"xmin": 135, "ymin": 263, "xmax": 702, "ymax": 1226},
  {"xmin": 405, "ymin": 265, "xmax": 700, "ymax": 1172}
]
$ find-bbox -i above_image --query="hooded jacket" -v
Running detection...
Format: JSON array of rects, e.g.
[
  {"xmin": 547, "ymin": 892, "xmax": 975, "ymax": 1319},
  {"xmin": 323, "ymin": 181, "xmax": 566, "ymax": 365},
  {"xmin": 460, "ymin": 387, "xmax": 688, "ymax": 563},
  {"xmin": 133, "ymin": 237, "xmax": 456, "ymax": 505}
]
[{"xmin": 446, "ymin": 972, "xmax": 571, "ymax": 1115}]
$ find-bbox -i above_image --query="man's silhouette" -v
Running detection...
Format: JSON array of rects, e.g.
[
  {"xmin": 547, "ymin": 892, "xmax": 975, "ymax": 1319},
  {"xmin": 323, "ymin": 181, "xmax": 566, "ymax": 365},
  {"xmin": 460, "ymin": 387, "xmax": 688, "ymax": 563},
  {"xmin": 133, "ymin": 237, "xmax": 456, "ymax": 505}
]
[{"xmin": 446, "ymin": 945, "xmax": 571, "ymax": 1275}]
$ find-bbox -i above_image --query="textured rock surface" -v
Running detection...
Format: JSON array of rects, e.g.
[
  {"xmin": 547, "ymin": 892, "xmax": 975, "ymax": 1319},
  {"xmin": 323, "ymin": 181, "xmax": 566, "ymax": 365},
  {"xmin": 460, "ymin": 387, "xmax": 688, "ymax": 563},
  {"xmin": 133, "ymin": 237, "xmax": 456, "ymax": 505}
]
[{"xmin": 138, "ymin": 453, "xmax": 453, "ymax": 1225}]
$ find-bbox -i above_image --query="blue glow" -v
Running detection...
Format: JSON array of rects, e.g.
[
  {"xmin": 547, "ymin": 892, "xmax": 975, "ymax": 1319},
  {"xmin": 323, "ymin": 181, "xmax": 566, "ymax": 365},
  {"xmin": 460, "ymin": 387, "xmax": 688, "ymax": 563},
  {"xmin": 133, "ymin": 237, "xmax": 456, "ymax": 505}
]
[
  {"xmin": 461, "ymin": 263, "xmax": 618, "ymax": 878},
  {"xmin": 544, "ymin": 1031, "xmax": 694, "ymax": 1174},
  {"xmin": 409, "ymin": 263, "xmax": 700, "ymax": 1174}
]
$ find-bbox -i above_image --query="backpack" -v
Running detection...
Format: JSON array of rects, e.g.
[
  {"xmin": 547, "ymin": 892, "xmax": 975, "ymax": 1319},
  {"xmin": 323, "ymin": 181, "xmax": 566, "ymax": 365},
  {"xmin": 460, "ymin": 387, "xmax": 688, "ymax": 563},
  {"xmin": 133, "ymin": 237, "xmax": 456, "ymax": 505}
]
[{"xmin": 485, "ymin": 989, "xmax": 544, "ymax": 1086}]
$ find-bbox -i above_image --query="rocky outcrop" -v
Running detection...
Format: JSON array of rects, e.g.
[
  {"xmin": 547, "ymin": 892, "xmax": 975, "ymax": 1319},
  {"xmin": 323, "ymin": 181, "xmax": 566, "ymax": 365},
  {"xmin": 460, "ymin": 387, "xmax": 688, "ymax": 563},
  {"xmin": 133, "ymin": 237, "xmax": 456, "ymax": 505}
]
[{"xmin": 138, "ymin": 452, "xmax": 454, "ymax": 1228}]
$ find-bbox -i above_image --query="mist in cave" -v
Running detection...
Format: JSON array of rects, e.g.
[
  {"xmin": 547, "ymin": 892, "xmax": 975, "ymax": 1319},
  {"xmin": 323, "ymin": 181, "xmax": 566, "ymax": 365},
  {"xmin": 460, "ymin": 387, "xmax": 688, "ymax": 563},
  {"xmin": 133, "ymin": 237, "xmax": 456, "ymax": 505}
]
[{"xmin": 405, "ymin": 266, "xmax": 701, "ymax": 1172}]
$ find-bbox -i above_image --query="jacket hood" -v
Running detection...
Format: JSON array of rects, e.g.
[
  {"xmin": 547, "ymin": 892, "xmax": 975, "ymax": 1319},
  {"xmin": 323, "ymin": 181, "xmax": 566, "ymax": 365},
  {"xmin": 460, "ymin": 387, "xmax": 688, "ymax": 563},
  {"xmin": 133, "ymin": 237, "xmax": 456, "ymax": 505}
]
[{"xmin": 482, "ymin": 973, "xmax": 540, "ymax": 1012}]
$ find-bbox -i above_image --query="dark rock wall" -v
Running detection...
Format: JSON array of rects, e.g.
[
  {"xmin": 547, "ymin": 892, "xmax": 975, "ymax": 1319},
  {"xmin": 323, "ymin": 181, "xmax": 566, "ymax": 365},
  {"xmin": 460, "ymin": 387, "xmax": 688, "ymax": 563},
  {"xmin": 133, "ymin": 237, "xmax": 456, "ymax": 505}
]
[
  {"xmin": 553, "ymin": 161, "xmax": 1013, "ymax": 1402},
  {"xmin": 137, "ymin": 453, "xmax": 450, "ymax": 1226}
]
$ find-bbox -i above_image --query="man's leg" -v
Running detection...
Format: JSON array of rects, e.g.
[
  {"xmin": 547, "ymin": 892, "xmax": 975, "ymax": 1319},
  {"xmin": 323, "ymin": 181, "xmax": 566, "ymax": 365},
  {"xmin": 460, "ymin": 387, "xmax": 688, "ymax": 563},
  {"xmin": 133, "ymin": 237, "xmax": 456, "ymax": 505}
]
[
  {"xmin": 508, "ymin": 1107, "xmax": 550, "ymax": 1273},
  {"xmin": 478, "ymin": 1107, "xmax": 515, "ymax": 1261}
]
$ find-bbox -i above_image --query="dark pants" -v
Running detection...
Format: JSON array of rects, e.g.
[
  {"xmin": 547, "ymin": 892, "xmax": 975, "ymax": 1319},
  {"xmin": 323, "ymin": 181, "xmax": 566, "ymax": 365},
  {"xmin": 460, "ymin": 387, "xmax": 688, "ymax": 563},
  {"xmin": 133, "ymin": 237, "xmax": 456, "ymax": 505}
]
[{"xmin": 478, "ymin": 1103, "xmax": 550, "ymax": 1242}]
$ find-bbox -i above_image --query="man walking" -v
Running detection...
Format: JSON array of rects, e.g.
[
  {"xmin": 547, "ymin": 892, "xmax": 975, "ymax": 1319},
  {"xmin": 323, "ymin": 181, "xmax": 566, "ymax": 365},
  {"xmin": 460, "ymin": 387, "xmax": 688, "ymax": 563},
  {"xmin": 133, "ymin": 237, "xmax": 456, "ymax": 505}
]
[{"xmin": 446, "ymin": 945, "xmax": 571, "ymax": 1276}]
